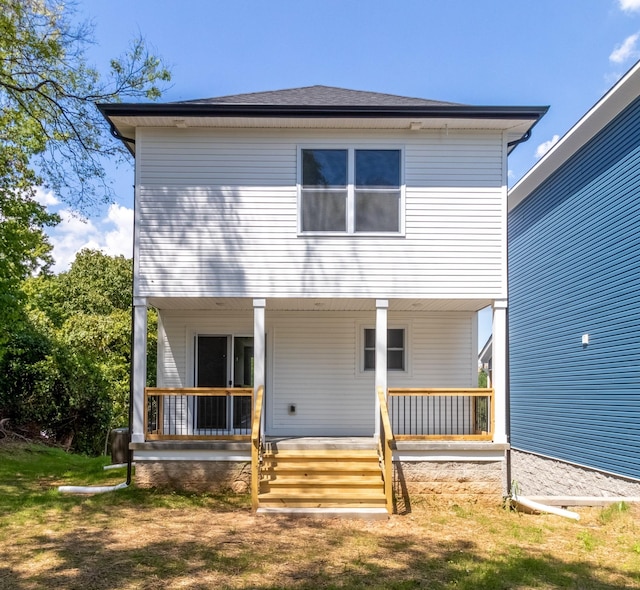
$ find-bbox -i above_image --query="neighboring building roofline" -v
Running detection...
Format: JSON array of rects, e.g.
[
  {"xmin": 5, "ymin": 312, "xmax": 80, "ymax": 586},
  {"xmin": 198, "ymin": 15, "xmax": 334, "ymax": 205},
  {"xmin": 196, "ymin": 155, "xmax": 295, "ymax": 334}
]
[
  {"xmin": 509, "ymin": 59, "xmax": 640, "ymax": 211},
  {"xmin": 479, "ymin": 335, "xmax": 493, "ymax": 366}
]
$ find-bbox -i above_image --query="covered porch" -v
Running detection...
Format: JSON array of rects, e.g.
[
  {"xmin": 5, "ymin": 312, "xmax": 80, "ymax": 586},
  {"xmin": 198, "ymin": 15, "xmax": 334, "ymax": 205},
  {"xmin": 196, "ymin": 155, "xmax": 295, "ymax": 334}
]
[{"xmin": 130, "ymin": 296, "xmax": 508, "ymax": 513}]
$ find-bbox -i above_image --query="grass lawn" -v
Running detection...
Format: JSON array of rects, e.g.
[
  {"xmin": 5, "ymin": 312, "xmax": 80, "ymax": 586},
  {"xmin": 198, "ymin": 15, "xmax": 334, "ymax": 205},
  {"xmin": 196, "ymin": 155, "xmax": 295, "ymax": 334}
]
[{"xmin": 1, "ymin": 441, "xmax": 639, "ymax": 589}]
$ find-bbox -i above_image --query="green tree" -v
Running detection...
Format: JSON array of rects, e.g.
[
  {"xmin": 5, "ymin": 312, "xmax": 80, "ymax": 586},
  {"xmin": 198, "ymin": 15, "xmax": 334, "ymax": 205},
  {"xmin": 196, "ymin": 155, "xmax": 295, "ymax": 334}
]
[
  {"xmin": 2, "ymin": 251, "xmax": 158, "ymax": 453},
  {"xmin": 0, "ymin": 0, "xmax": 169, "ymax": 345},
  {"xmin": 0, "ymin": 311, "xmax": 112, "ymax": 454},
  {"xmin": 0, "ymin": 0, "xmax": 170, "ymax": 210},
  {"xmin": 0, "ymin": 1, "xmax": 168, "ymax": 450}
]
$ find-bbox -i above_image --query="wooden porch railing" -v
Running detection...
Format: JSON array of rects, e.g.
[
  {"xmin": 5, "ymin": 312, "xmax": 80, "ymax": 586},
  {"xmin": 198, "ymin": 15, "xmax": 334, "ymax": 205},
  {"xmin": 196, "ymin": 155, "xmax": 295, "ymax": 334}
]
[
  {"xmin": 251, "ymin": 385, "xmax": 265, "ymax": 512},
  {"xmin": 377, "ymin": 387, "xmax": 395, "ymax": 514},
  {"xmin": 144, "ymin": 387, "xmax": 254, "ymax": 440},
  {"xmin": 387, "ymin": 388, "xmax": 495, "ymax": 441}
]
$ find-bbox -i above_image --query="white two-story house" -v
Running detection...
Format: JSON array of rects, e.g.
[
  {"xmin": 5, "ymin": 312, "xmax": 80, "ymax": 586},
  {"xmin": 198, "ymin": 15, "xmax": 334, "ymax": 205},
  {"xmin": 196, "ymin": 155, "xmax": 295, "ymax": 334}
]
[{"xmin": 99, "ymin": 86, "xmax": 546, "ymax": 516}]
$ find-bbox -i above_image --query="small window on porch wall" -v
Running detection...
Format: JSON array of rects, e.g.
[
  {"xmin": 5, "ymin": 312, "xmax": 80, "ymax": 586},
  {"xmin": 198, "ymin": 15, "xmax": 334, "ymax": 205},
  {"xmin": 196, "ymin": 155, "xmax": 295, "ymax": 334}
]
[{"xmin": 364, "ymin": 328, "xmax": 405, "ymax": 371}]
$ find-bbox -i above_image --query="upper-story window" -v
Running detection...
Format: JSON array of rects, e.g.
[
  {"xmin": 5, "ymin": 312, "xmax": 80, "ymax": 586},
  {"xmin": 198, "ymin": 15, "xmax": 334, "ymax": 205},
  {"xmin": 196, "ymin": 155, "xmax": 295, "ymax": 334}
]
[{"xmin": 300, "ymin": 148, "xmax": 403, "ymax": 234}]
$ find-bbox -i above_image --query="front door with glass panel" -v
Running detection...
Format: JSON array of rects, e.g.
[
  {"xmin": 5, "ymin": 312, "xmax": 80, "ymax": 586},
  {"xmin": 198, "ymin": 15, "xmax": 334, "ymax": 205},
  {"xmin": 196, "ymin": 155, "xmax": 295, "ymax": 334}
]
[{"xmin": 195, "ymin": 335, "xmax": 253, "ymax": 433}]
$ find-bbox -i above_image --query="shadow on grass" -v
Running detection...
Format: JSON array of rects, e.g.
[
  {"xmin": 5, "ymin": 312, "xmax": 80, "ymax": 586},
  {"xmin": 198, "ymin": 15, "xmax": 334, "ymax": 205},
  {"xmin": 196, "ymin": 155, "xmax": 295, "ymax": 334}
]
[
  {"xmin": 0, "ymin": 509, "xmax": 638, "ymax": 590},
  {"xmin": 1, "ymin": 445, "xmax": 638, "ymax": 589}
]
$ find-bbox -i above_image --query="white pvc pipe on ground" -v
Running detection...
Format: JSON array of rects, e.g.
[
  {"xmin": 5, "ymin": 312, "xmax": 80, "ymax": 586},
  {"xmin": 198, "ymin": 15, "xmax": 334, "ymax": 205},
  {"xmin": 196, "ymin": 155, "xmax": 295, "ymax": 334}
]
[
  {"xmin": 103, "ymin": 463, "xmax": 134, "ymax": 470},
  {"xmin": 58, "ymin": 482, "xmax": 128, "ymax": 495},
  {"xmin": 511, "ymin": 494, "xmax": 580, "ymax": 520}
]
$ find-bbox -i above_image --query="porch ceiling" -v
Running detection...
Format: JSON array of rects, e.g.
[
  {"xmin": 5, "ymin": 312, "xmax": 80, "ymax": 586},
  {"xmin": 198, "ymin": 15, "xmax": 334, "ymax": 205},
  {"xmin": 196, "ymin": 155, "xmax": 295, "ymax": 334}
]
[{"xmin": 146, "ymin": 297, "xmax": 493, "ymax": 312}]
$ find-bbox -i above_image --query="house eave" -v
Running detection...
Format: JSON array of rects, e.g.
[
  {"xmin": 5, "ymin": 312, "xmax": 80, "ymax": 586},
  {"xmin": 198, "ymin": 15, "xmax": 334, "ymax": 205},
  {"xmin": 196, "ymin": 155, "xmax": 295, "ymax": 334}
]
[
  {"xmin": 98, "ymin": 102, "xmax": 548, "ymax": 154},
  {"xmin": 98, "ymin": 102, "xmax": 548, "ymax": 120}
]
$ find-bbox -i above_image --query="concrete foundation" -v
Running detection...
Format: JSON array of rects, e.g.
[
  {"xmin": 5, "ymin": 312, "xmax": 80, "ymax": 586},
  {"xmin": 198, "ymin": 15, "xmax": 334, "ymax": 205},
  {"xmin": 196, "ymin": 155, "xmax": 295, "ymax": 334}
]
[
  {"xmin": 131, "ymin": 440, "xmax": 508, "ymax": 507},
  {"xmin": 510, "ymin": 449, "xmax": 640, "ymax": 497},
  {"xmin": 135, "ymin": 460, "xmax": 251, "ymax": 493},
  {"xmin": 393, "ymin": 460, "xmax": 504, "ymax": 512}
]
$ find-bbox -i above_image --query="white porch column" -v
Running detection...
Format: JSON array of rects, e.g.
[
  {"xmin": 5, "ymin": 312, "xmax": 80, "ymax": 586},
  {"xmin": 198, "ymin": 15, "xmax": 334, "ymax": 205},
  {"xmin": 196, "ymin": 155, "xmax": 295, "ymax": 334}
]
[
  {"xmin": 492, "ymin": 300, "xmax": 507, "ymax": 444},
  {"xmin": 253, "ymin": 298, "xmax": 266, "ymax": 397},
  {"xmin": 131, "ymin": 297, "xmax": 148, "ymax": 443},
  {"xmin": 374, "ymin": 299, "xmax": 389, "ymax": 437}
]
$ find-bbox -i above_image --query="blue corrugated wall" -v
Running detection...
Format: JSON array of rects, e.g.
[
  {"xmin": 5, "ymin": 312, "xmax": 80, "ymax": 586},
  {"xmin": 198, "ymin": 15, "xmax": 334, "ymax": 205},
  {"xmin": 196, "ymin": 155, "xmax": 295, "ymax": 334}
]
[{"xmin": 509, "ymin": 95, "xmax": 640, "ymax": 482}]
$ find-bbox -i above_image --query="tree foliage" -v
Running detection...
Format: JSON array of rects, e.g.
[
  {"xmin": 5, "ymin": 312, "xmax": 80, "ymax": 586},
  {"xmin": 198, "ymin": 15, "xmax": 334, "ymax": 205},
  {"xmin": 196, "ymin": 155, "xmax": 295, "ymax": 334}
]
[
  {"xmin": 0, "ymin": 2, "xmax": 168, "ymax": 452},
  {"xmin": 0, "ymin": 0, "xmax": 169, "ymax": 342},
  {"xmin": 0, "ymin": 0, "xmax": 170, "ymax": 210},
  {"xmin": 1, "ymin": 250, "xmax": 157, "ymax": 454}
]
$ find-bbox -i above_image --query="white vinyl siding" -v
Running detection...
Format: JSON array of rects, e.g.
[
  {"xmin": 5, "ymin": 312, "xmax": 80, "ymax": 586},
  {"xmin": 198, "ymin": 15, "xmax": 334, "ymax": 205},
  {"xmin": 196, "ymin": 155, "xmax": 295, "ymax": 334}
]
[
  {"xmin": 135, "ymin": 127, "xmax": 506, "ymax": 300},
  {"xmin": 157, "ymin": 310, "xmax": 475, "ymax": 436}
]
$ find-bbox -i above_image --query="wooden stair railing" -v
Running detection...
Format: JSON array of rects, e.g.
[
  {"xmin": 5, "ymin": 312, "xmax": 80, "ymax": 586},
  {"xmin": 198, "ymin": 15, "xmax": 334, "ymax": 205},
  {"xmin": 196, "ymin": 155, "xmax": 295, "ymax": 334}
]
[
  {"xmin": 377, "ymin": 387, "xmax": 395, "ymax": 514},
  {"xmin": 251, "ymin": 385, "xmax": 265, "ymax": 512}
]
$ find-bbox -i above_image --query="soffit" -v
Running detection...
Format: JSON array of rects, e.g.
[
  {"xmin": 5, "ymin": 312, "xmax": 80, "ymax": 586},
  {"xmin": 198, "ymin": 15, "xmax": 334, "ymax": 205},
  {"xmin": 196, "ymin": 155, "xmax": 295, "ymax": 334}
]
[
  {"xmin": 109, "ymin": 115, "xmax": 537, "ymax": 139},
  {"xmin": 147, "ymin": 297, "xmax": 492, "ymax": 313}
]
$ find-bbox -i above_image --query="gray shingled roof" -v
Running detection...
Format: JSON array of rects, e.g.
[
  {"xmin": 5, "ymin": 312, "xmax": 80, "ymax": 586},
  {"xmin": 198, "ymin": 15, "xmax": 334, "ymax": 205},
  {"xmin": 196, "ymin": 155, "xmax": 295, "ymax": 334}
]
[{"xmin": 175, "ymin": 85, "xmax": 461, "ymax": 107}]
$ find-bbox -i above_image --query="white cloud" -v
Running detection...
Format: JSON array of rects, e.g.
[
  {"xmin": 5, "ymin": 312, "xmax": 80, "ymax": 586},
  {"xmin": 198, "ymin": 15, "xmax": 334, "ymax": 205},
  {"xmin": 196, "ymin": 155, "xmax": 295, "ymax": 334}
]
[
  {"xmin": 619, "ymin": 0, "xmax": 640, "ymax": 13},
  {"xmin": 610, "ymin": 32, "xmax": 640, "ymax": 63},
  {"xmin": 33, "ymin": 187, "xmax": 59, "ymax": 207},
  {"xmin": 48, "ymin": 204, "xmax": 134, "ymax": 273},
  {"xmin": 535, "ymin": 134, "xmax": 560, "ymax": 159},
  {"xmin": 103, "ymin": 204, "xmax": 134, "ymax": 258}
]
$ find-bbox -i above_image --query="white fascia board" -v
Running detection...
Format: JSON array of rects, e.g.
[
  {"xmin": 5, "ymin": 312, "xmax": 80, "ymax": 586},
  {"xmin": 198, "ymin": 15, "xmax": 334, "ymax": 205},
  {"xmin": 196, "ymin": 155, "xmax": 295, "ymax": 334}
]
[{"xmin": 509, "ymin": 60, "xmax": 640, "ymax": 212}]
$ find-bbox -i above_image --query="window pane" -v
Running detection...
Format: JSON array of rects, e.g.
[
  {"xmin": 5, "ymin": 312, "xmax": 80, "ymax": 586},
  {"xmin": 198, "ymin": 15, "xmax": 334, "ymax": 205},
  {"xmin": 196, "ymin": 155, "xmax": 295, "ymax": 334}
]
[
  {"xmin": 302, "ymin": 149, "xmax": 347, "ymax": 187},
  {"xmin": 388, "ymin": 329, "xmax": 404, "ymax": 349},
  {"xmin": 197, "ymin": 396, "xmax": 227, "ymax": 430},
  {"xmin": 364, "ymin": 328, "xmax": 375, "ymax": 348},
  {"xmin": 232, "ymin": 396, "xmax": 252, "ymax": 430},
  {"xmin": 363, "ymin": 328, "xmax": 405, "ymax": 371},
  {"xmin": 364, "ymin": 349, "xmax": 375, "ymax": 371},
  {"xmin": 302, "ymin": 190, "xmax": 347, "ymax": 232},
  {"xmin": 355, "ymin": 150, "xmax": 400, "ymax": 188},
  {"xmin": 388, "ymin": 350, "xmax": 404, "ymax": 371},
  {"xmin": 355, "ymin": 191, "xmax": 400, "ymax": 232}
]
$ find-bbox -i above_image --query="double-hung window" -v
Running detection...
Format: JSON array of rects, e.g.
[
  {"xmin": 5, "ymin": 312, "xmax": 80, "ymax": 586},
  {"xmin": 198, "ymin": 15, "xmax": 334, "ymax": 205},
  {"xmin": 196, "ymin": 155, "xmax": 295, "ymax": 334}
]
[
  {"xmin": 363, "ymin": 328, "xmax": 406, "ymax": 371},
  {"xmin": 300, "ymin": 148, "xmax": 402, "ymax": 234}
]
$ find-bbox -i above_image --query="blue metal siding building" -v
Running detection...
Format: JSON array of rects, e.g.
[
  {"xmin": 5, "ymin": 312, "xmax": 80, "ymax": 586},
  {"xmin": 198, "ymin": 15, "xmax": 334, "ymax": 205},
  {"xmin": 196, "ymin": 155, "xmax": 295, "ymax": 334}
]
[{"xmin": 508, "ymin": 70, "xmax": 640, "ymax": 483}]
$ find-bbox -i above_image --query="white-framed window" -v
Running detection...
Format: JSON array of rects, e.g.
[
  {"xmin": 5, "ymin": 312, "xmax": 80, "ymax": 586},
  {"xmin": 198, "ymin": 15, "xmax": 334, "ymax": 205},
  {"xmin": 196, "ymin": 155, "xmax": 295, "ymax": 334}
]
[
  {"xmin": 362, "ymin": 327, "xmax": 406, "ymax": 371},
  {"xmin": 299, "ymin": 147, "xmax": 404, "ymax": 234}
]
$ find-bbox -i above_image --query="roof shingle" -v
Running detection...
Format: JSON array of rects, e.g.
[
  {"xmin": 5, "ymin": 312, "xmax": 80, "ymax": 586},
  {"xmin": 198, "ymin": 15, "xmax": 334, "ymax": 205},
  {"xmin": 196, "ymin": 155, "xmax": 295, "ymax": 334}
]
[{"xmin": 175, "ymin": 85, "xmax": 461, "ymax": 108}]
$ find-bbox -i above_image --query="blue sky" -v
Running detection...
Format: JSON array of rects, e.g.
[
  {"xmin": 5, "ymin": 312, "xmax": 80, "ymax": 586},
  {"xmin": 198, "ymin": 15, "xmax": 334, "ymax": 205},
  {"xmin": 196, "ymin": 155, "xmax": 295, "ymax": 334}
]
[{"xmin": 35, "ymin": 0, "xmax": 640, "ymax": 344}]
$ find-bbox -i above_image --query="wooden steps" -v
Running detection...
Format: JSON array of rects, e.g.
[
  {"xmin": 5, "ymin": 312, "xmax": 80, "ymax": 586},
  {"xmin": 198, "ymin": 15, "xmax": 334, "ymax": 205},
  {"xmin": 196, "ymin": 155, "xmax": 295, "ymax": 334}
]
[{"xmin": 257, "ymin": 447, "xmax": 388, "ymax": 517}]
